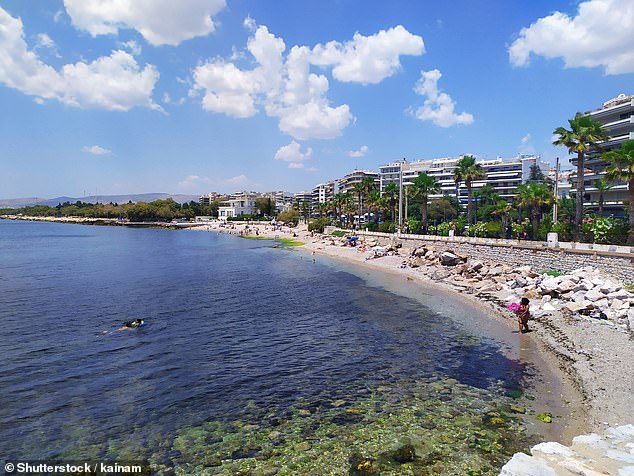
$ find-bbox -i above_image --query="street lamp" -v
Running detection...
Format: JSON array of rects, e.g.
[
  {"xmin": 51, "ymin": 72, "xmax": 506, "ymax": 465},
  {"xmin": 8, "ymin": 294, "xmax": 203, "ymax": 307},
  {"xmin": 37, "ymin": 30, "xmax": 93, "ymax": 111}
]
[
  {"xmin": 553, "ymin": 157, "xmax": 560, "ymax": 223},
  {"xmin": 398, "ymin": 158, "xmax": 405, "ymax": 231}
]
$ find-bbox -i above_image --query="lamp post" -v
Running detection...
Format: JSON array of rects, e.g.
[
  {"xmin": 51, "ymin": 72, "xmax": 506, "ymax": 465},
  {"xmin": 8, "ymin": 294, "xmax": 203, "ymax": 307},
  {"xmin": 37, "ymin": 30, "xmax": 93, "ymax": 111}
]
[
  {"xmin": 398, "ymin": 158, "xmax": 404, "ymax": 230},
  {"xmin": 553, "ymin": 157, "xmax": 560, "ymax": 223}
]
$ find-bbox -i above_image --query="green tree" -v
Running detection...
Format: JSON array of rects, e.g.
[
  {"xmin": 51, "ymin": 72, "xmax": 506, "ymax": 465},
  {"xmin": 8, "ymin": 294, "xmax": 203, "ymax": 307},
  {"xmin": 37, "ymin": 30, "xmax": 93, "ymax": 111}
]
[
  {"xmin": 453, "ymin": 155, "xmax": 485, "ymax": 226},
  {"xmin": 602, "ymin": 139, "xmax": 634, "ymax": 244},
  {"xmin": 428, "ymin": 197, "xmax": 458, "ymax": 223},
  {"xmin": 553, "ymin": 114, "xmax": 608, "ymax": 239},
  {"xmin": 382, "ymin": 182, "xmax": 399, "ymax": 221},
  {"xmin": 593, "ymin": 178, "xmax": 612, "ymax": 216},
  {"xmin": 528, "ymin": 164, "xmax": 546, "ymax": 182},
  {"xmin": 255, "ymin": 197, "xmax": 275, "ymax": 217},
  {"xmin": 491, "ymin": 200, "xmax": 514, "ymax": 238},
  {"xmin": 409, "ymin": 172, "xmax": 440, "ymax": 232},
  {"xmin": 516, "ymin": 181, "xmax": 554, "ymax": 239}
]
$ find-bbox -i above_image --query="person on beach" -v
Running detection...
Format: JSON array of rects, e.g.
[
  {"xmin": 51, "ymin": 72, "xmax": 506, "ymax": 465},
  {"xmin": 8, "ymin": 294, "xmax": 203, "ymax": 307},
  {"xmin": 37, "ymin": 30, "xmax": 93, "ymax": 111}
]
[{"xmin": 517, "ymin": 297, "xmax": 530, "ymax": 333}]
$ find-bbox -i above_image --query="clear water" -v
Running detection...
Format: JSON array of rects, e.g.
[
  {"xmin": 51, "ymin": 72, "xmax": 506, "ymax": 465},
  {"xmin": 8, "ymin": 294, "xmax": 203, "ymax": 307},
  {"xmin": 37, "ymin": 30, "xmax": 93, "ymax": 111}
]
[{"xmin": 0, "ymin": 221, "xmax": 539, "ymax": 474}]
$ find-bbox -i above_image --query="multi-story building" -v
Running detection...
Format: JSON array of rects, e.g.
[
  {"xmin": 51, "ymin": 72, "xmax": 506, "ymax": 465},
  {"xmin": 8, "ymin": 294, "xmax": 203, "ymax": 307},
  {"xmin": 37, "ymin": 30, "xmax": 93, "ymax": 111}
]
[
  {"xmin": 338, "ymin": 170, "xmax": 379, "ymax": 195},
  {"xmin": 310, "ymin": 180, "xmax": 340, "ymax": 216},
  {"xmin": 199, "ymin": 192, "xmax": 220, "ymax": 205},
  {"xmin": 378, "ymin": 155, "xmax": 549, "ymax": 202},
  {"xmin": 218, "ymin": 192, "xmax": 258, "ymax": 219},
  {"xmin": 572, "ymin": 93, "xmax": 633, "ymax": 213}
]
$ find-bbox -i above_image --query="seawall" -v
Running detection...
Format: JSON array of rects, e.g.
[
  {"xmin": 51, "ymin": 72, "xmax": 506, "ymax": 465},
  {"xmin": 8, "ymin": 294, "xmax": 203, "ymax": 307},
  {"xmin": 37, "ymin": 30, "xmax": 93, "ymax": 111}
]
[{"xmin": 357, "ymin": 231, "xmax": 634, "ymax": 284}]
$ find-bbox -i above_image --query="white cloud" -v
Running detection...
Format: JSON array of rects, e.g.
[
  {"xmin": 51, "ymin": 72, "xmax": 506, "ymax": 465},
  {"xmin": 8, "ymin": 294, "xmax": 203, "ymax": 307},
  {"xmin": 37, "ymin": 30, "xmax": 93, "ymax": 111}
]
[
  {"xmin": 311, "ymin": 25, "xmax": 424, "ymax": 84},
  {"xmin": 83, "ymin": 145, "xmax": 112, "ymax": 155},
  {"xmin": 63, "ymin": 0, "xmax": 227, "ymax": 46},
  {"xmin": 348, "ymin": 145, "xmax": 369, "ymax": 157},
  {"xmin": 274, "ymin": 141, "xmax": 313, "ymax": 170},
  {"xmin": 36, "ymin": 33, "xmax": 55, "ymax": 49},
  {"xmin": 224, "ymin": 174, "xmax": 251, "ymax": 187},
  {"xmin": 0, "ymin": 7, "xmax": 160, "ymax": 111},
  {"xmin": 509, "ymin": 0, "xmax": 634, "ymax": 74},
  {"xmin": 121, "ymin": 40, "xmax": 142, "ymax": 56},
  {"xmin": 412, "ymin": 69, "xmax": 474, "ymax": 127},
  {"xmin": 191, "ymin": 21, "xmax": 423, "ymax": 140}
]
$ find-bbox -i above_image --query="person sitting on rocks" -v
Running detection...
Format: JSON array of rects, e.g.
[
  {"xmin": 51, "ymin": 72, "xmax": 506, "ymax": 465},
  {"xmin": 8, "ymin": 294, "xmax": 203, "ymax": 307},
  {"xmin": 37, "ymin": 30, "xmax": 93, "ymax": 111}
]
[{"xmin": 517, "ymin": 297, "xmax": 530, "ymax": 333}]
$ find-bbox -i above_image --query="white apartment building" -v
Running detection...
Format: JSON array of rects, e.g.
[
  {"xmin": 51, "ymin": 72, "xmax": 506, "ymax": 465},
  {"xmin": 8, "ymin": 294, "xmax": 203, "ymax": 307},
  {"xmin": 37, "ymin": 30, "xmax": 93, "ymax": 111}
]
[
  {"xmin": 218, "ymin": 192, "xmax": 258, "ymax": 219},
  {"xmin": 572, "ymin": 93, "xmax": 633, "ymax": 213},
  {"xmin": 378, "ymin": 155, "xmax": 549, "ymax": 202}
]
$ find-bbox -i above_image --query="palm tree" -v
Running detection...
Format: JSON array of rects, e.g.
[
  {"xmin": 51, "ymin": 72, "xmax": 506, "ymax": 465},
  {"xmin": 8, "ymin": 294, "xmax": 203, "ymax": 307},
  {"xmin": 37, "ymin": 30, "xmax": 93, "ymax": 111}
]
[
  {"xmin": 453, "ymin": 155, "xmax": 485, "ymax": 226},
  {"xmin": 602, "ymin": 139, "xmax": 634, "ymax": 244},
  {"xmin": 553, "ymin": 114, "xmax": 608, "ymax": 239},
  {"xmin": 409, "ymin": 172, "xmax": 440, "ymax": 232},
  {"xmin": 332, "ymin": 192, "xmax": 348, "ymax": 227},
  {"xmin": 382, "ymin": 182, "xmax": 399, "ymax": 221},
  {"xmin": 593, "ymin": 178, "xmax": 612, "ymax": 216},
  {"xmin": 365, "ymin": 190, "xmax": 383, "ymax": 224},
  {"xmin": 492, "ymin": 200, "xmax": 514, "ymax": 238},
  {"xmin": 516, "ymin": 181, "xmax": 554, "ymax": 239}
]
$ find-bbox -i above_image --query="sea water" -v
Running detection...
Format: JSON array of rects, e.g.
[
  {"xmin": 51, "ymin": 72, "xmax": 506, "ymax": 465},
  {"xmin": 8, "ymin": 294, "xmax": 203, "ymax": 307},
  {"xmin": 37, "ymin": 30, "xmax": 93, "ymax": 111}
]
[{"xmin": 0, "ymin": 220, "xmax": 547, "ymax": 474}]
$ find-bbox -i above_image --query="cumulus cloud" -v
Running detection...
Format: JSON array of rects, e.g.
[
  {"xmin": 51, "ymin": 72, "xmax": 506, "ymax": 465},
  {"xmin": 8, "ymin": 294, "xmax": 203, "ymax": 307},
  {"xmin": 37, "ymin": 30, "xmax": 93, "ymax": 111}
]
[
  {"xmin": 348, "ymin": 145, "xmax": 369, "ymax": 157},
  {"xmin": 0, "ymin": 7, "xmax": 160, "ymax": 111},
  {"xmin": 191, "ymin": 20, "xmax": 423, "ymax": 140},
  {"xmin": 274, "ymin": 140, "xmax": 313, "ymax": 169},
  {"xmin": 63, "ymin": 0, "xmax": 227, "ymax": 46},
  {"xmin": 509, "ymin": 0, "xmax": 634, "ymax": 74},
  {"xmin": 412, "ymin": 69, "xmax": 474, "ymax": 127},
  {"xmin": 224, "ymin": 174, "xmax": 252, "ymax": 187},
  {"xmin": 83, "ymin": 145, "xmax": 112, "ymax": 155},
  {"xmin": 311, "ymin": 25, "xmax": 424, "ymax": 84}
]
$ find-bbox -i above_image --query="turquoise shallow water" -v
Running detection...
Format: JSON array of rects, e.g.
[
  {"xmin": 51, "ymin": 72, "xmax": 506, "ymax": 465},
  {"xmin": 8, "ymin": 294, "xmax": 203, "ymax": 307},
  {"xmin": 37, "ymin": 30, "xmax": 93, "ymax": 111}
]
[{"xmin": 0, "ymin": 220, "xmax": 541, "ymax": 474}]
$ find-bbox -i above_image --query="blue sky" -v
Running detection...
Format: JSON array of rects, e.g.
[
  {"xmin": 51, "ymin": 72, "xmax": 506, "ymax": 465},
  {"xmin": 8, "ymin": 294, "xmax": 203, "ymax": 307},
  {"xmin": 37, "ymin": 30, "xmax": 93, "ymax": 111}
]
[{"xmin": 1, "ymin": 0, "xmax": 633, "ymax": 198}]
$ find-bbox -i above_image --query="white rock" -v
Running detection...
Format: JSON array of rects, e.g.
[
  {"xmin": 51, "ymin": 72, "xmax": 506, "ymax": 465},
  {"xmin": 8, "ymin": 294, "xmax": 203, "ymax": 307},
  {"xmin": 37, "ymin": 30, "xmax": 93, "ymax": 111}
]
[
  {"xmin": 608, "ymin": 290, "xmax": 631, "ymax": 300},
  {"xmin": 585, "ymin": 289, "xmax": 605, "ymax": 302},
  {"xmin": 541, "ymin": 295, "xmax": 552, "ymax": 303},
  {"xmin": 557, "ymin": 279, "xmax": 577, "ymax": 293},
  {"xmin": 499, "ymin": 452, "xmax": 557, "ymax": 476},
  {"xmin": 542, "ymin": 302, "xmax": 557, "ymax": 311},
  {"xmin": 594, "ymin": 298, "xmax": 609, "ymax": 310},
  {"xmin": 612, "ymin": 299, "xmax": 627, "ymax": 310},
  {"xmin": 532, "ymin": 442, "xmax": 575, "ymax": 458},
  {"xmin": 592, "ymin": 277, "xmax": 605, "ymax": 287},
  {"xmin": 541, "ymin": 278, "xmax": 559, "ymax": 292}
]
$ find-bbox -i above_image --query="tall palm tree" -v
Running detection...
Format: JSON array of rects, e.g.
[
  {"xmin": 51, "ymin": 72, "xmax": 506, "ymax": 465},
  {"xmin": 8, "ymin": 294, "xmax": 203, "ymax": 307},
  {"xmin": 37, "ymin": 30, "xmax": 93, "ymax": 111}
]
[
  {"xmin": 516, "ymin": 181, "xmax": 554, "ymax": 239},
  {"xmin": 365, "ymin": 190, "xmax": 383, "ymax": 224},
  {"xmin": 409, "ymin": 172, "xmax": 440, "ymax": 232},
  {"xmin": 553, "ymin": 114, "xmax": 608, "ymax": 240},
  {"xmin": 382, "ymin": 182, "xmax": 399, "ymax": 221},
  {"xmin": 593, "ymin": 178, "xmax": 612, "ymax": 216},
  {"xmin": 602, "ymin": 140, "xmax": 634, "ymax": 244},
  {"xmin": 333, "ymin": 192, "xmax": 349, "ymax": 227},
  {"xmin": 453, "ymin": 155, "xmax": 485, "ymax": 226},
  {"xmin": 352, "ymin": 182, "xmax": 365, "ymax": 226},
  {"xmin": 492, "ymin": 200, "xmax": 514, "ymax": 238}
]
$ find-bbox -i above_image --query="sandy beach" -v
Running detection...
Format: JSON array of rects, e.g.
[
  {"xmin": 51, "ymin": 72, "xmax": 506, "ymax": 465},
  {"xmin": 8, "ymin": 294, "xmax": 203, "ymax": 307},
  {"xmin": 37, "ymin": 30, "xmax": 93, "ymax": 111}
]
[{"xmin": 192, "ymin": 220, "xmax": 634, "ymax": 445}]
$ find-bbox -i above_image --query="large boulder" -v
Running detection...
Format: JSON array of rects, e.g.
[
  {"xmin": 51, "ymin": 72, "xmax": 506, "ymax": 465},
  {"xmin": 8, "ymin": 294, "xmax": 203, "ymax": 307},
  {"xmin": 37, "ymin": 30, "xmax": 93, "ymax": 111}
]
[
  {"xmin": 584, "ymin": 289, "xmax": 605, "ymax": 302},
  {"xmin": 556, "ymin": 279, "xmax": 576, "ymax": 294},
  {"xmin": 439, "ymin": 251, "xmax": 464, "ymax": 266}
]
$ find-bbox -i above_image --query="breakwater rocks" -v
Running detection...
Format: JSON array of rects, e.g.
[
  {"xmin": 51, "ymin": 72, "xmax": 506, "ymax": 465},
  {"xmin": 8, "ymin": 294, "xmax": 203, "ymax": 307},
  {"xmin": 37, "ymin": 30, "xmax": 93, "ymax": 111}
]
[
  {"xmin": 499, "ymin": 424, "xmax": 634, "ymax": 475},
  {"xmin": 402, "ymin": 245, "xmax": 634, "ymax": 335}
]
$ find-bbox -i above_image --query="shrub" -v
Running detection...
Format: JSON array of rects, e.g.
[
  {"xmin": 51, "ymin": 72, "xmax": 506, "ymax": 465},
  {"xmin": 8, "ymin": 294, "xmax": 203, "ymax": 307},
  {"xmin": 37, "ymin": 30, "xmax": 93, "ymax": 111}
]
[
  {"xmin": 378, "ymin": 222, "xmax": 395, "ymax": 233},
  {"xmin": 466, "ymin": 221, "xmax": 502, "ymax": 238},
  {"xmin": 406, "ymin": 217, "xmax": 421, "ymax": 234},
  {"xmin": 331, "ymin": 230, "xmax": 346, "ymax": 237}
]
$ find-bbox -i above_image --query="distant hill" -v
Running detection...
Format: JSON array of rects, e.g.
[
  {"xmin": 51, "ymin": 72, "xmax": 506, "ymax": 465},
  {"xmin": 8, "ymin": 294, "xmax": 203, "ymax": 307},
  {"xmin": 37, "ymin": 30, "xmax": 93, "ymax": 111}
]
[{"xmin": 0, "ymin": 193, "xmax": 200, "ymax": 209}]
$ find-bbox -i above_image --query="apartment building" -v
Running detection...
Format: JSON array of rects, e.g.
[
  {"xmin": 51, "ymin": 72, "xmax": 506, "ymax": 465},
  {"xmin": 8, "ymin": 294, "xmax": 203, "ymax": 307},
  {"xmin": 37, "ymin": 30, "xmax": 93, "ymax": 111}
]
[
  {"xmin": 218, "ymin": 191, "xmax": 258, "ymax": 219},
  {"xmin": 572, "ymin": 93, "xmax": 633, "ymax": 213},
  {"xmin": 378, "ymin": 155, "xmax": 549, "ymax": 202}
]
